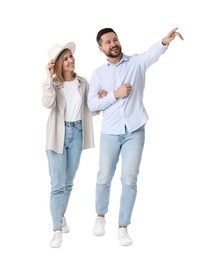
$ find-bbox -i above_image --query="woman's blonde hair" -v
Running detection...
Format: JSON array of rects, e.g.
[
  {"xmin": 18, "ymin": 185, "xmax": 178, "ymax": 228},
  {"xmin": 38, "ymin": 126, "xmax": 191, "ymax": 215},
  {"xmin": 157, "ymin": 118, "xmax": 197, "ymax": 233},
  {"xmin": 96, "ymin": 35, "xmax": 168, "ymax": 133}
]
[{"xmin": 53, "ymin": 49, "xmax": 69, "ymax": 83}]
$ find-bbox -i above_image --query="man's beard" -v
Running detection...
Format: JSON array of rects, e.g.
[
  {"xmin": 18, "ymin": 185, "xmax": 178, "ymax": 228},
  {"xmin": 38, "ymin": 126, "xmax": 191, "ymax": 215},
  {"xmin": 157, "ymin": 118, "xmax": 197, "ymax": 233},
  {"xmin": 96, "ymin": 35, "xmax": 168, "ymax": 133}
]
[{"xmin": 105, "ymin": 47, "xmax": 122, "ymax": 58}]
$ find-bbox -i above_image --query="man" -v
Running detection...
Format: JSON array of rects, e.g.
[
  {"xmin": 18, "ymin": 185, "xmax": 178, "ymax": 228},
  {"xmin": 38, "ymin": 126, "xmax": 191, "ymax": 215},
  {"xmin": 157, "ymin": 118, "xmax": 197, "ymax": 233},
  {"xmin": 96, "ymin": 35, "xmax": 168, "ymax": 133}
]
[{"xmin": 88, "ymin": 27, "xmax": 183, "ymax": 246}]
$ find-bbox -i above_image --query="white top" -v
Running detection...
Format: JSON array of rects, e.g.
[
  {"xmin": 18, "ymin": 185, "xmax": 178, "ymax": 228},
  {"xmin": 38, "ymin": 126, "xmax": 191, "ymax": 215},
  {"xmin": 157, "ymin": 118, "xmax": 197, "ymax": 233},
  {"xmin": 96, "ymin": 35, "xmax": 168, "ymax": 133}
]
[
  {"xmin": 62, "ymin": 78, "xmax": 82, "ymax": 122},
  {"xmin": 42, "ymin": 75, "xmax": 94, "ymax": 154}
]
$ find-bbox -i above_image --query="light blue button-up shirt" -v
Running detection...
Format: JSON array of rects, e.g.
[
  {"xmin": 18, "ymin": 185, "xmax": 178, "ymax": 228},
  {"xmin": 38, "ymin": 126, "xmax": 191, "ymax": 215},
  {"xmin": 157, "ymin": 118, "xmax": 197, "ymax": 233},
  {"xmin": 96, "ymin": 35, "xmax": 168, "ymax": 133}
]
[{"xmin": 88, "ymin": 41, "xmax": 168, "ymax": 134}]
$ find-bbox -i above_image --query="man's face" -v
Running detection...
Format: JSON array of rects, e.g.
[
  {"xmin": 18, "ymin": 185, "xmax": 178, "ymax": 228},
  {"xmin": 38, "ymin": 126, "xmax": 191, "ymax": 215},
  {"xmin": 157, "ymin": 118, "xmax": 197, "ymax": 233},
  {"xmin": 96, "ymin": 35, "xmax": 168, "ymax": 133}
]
[{"xmin": 99, "ymin": 32, "xmax": 122, "ymax": 58}]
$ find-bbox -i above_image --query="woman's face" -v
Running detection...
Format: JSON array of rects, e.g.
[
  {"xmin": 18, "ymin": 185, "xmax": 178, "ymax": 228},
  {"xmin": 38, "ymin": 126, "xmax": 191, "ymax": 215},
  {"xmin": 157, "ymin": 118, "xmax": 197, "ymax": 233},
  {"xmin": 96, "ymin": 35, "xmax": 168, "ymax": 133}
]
[{"xmin": 62, "ymin": 49, "xmax": 75, "ymax": 73}]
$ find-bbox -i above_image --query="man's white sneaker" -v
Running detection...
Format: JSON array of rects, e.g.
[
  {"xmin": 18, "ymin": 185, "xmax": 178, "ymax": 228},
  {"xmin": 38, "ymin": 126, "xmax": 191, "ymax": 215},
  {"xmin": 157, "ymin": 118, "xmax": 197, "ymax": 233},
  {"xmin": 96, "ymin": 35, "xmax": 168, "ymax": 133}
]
[
  {"xmin": 93, "ymin": 216, "xmax": 106, "ymax": 236},
  {"xmin": 62, "ymin": 217, "xmax": 70, "ymax": 233},
  {"xmin": 49, "ymin": 230, "xmax": 62, "ymax": 248},
  {"xmin": 118, "ymin": 227, "xmax": 133, "ymax": 246}
]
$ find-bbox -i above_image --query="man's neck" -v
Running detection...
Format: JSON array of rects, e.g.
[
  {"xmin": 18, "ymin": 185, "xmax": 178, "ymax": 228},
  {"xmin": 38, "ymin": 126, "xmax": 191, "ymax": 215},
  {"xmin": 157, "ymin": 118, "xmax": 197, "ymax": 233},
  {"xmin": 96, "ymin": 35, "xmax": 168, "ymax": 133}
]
[{"xmin": 107, "ymin": 53, "xmax": 123, "ymax": 64}]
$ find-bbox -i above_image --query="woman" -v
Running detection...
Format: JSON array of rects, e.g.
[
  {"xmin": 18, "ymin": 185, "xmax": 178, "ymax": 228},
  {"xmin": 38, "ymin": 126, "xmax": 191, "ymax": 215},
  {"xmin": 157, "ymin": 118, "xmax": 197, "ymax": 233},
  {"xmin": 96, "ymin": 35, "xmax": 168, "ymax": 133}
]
[{"xmin": 42, "ymin": 42, "xmax": 94, "ymax": 248}]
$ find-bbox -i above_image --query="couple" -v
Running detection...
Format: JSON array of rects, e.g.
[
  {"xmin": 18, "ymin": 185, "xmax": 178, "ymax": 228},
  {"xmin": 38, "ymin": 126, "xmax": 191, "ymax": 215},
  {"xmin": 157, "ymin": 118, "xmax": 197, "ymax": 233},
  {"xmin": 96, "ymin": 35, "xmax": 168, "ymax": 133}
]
[{"xmin": 42, "ymin": 27, "xmax": 183, "ymax": 248}]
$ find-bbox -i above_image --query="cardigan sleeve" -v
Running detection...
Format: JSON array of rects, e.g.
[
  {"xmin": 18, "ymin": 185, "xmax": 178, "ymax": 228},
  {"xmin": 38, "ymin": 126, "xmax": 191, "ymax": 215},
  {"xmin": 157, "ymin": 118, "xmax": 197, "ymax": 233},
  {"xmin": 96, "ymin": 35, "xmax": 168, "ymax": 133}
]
[{"xmin": 41, "ymin": 77, "xmax": 57, "ymax": 109}]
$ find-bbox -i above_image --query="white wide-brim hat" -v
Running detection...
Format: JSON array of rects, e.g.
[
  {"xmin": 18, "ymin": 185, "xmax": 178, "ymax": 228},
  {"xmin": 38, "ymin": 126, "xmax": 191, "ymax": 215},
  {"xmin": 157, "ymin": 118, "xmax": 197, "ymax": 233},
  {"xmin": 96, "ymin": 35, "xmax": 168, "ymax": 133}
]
[{"xmin": 48, "ymin": 42, "xmax": 76, "ymax": 61}]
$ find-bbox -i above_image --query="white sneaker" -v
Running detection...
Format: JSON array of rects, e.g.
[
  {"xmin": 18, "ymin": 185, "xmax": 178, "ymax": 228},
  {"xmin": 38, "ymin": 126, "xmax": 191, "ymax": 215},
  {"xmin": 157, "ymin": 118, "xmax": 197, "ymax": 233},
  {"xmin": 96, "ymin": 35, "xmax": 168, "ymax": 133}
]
[
  {"xmin": 118, "ymin": 227, "xmax": 133, "ymax": 246},
  {"xmin": 49, "ymin": 230, "xmax": 62, "ymax": 248},
  {"xmin": 62, "ymin": 217, "xmax": 70, "ymax": 233},
  {"xmin": 93, "ymin": 216, "xmax": 106, "ymax": 236}
]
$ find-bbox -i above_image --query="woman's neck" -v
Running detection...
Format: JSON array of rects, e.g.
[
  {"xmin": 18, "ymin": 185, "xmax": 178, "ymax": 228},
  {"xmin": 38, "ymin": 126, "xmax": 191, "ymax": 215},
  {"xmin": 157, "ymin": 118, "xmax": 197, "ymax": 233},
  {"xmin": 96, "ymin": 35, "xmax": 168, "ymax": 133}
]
[{"xmin": 63, "ymin": 72, "xmax": 76, "ymax": 82}]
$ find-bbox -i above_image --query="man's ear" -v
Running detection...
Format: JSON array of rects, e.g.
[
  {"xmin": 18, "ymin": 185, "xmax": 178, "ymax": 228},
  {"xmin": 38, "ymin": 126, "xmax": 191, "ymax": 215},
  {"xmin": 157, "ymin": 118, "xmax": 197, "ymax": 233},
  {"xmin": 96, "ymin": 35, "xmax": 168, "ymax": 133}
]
[{"xmin": 98, "ymin": 46, "xmax": 104, "ymax": 53}]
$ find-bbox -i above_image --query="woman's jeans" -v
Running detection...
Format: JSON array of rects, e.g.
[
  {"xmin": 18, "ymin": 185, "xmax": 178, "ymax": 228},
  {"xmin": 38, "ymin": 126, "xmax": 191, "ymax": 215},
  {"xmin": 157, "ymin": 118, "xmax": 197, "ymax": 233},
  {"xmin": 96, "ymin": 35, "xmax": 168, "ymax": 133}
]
[
  {"xmin": 96, "ymin": 125, "xmax": 145, "ymax": 226},
  {"xmin": 46, "ymin": 121, "xmax": 82, "ymax": 230}
]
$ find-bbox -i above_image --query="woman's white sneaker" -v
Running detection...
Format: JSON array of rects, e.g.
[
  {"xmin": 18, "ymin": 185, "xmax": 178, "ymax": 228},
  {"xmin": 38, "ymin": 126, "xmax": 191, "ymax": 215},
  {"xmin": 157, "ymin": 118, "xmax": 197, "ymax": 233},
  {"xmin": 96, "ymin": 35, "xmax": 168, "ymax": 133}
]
[
  {"xmin": 49, "ymin": 230, "xmax": 62, "ymax": 248},
  {"xmin": 93, "ymin": 216, "xmax": 106, "ymax": 236},
  {"xmin": 118, "ymin": 227, "xmax": 133, "ymax": 246}
]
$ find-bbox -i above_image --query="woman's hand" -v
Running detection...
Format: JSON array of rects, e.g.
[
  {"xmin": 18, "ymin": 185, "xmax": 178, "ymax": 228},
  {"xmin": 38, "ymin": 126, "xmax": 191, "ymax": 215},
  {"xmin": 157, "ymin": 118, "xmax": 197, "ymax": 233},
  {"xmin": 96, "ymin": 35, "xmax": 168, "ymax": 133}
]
[
  {"xmin": 46, "ymin": 60, "xmax": 55, "ymax": 77},
  {"xmin": 98, "ymin": 90, "xmax": 108, "ymax": 99}
]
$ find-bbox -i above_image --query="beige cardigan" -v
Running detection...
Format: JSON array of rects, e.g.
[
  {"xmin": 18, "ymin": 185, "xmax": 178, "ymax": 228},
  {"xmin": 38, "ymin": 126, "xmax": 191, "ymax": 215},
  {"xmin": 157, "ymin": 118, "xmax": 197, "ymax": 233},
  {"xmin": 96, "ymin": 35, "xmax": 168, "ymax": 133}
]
[{"xmin": 42, "ymin": 75, "xmax": 95, "ymax": 154}]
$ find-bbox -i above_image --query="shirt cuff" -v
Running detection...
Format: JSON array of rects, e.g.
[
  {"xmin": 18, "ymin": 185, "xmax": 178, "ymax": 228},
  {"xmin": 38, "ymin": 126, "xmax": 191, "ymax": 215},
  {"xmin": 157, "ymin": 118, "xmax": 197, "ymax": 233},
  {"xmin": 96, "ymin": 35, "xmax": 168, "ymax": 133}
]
[{"xmin": 107, "ymin": 91, "xmax": 117, "ymax": 104}]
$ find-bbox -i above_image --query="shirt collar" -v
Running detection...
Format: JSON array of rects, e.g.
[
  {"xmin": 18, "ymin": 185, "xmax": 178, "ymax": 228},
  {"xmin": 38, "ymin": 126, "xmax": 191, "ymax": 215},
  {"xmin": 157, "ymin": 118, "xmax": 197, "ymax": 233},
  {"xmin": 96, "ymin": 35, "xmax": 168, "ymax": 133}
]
[{"xmin": 106, "ymin": 53, "xmax": 128, "ymax": 66}]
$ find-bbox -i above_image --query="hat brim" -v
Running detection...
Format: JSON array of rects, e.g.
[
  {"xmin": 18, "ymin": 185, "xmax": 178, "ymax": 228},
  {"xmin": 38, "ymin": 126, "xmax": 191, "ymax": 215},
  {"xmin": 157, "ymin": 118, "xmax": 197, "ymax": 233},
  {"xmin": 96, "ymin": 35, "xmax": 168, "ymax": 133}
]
[{"xmin": 48, "ymin": 42, "xmax": 76, "ymax": 61}]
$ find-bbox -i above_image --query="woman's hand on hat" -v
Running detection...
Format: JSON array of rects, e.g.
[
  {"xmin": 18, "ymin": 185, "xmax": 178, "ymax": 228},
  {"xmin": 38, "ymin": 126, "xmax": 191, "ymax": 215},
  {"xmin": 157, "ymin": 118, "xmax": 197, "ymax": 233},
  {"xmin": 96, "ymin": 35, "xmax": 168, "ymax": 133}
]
[{"xmin": 46, "ymin": 60, "xmax": 55, "ymax": 77}]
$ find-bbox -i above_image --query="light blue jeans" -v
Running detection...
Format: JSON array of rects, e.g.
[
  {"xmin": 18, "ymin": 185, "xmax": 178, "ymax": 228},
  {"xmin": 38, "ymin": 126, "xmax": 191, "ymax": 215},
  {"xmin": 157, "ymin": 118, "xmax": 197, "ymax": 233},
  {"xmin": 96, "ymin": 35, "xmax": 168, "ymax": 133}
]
[
  {"xmin": 96, "ymin": 125, "xmax": 145, "ymax": 226},
  {"xmin": 46, "ymin": 121, "xmax": 82, "ymax": 230}
]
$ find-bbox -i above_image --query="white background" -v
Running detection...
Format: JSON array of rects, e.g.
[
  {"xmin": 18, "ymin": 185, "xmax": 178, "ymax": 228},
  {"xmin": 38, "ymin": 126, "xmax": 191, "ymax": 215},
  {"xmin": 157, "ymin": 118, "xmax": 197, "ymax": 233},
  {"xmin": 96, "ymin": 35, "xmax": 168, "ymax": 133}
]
[{"xmin": 0, "ymin": 0, "xmax": 203, "ymax": 259}]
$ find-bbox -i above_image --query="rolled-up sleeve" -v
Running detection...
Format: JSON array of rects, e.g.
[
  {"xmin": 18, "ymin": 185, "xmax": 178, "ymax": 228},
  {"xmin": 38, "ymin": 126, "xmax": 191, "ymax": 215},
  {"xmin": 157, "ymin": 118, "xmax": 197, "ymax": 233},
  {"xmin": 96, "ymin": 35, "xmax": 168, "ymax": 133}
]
[{"xmin": 41, "ymin": 77, "xmax": 56, "ymax": 109}]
